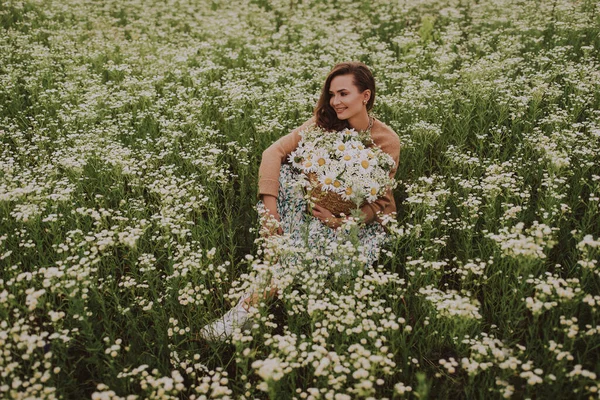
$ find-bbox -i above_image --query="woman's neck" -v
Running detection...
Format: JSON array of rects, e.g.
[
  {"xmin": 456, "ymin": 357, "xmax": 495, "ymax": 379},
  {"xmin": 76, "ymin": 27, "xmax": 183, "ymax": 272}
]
[{"xmin": 348, "ymin": 112, "xmax": 371, "ymax": 131}]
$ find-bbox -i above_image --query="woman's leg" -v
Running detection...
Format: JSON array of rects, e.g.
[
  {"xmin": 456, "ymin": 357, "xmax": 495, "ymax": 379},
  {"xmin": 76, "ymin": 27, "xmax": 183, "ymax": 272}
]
[
  {"xmin": 246, "ymin": 165, "xmax": 306, "ymax": 309},
  {"xmin": 242, "ymin": 280, "xmax": 278, "ymax": 310}
]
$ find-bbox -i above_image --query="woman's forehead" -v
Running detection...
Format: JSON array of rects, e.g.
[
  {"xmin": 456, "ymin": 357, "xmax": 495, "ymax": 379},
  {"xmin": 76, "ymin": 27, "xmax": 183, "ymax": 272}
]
[{"xmin": 329, "ymin": 74, "xmax": 356, "ymax": 91}]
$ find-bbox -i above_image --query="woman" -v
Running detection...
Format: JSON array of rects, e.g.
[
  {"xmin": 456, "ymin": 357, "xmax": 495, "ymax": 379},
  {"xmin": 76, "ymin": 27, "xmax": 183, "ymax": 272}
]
[{"xmin": 199, "ymin": 61, "xmax": 401, "ymax": 341}]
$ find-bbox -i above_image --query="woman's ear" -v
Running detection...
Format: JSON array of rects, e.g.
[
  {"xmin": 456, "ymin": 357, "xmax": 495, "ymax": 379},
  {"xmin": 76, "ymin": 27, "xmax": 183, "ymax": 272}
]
[{"xmin": 363, "ymin": 89, "xmax": 371, "ymax": 103}]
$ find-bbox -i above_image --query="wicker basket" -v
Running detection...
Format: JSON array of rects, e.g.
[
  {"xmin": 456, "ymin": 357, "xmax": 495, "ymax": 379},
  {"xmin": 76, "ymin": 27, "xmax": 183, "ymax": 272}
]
[{"xmin": 306, "ymin": 172, "xmax": 361, "ymax": 217}]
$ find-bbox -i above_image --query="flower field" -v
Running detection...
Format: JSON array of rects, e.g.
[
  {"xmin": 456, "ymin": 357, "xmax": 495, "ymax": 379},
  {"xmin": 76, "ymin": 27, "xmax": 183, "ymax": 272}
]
[{"xmin": 1, "ymin": 0, "xmax": 599, "ymax": 398}]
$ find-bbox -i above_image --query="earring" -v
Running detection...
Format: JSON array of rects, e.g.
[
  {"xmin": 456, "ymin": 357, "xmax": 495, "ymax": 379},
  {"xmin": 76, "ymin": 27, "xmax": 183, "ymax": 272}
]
[{"xmin": 363, "ymin": 100, "xmax": 367, "ymax": 105}]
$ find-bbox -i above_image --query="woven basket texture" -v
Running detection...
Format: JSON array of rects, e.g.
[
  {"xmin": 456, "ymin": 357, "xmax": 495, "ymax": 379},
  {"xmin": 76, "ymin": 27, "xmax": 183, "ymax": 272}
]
[{"xmin": 306, "ymin": 172, "xmax": 361, "ymax": 216}]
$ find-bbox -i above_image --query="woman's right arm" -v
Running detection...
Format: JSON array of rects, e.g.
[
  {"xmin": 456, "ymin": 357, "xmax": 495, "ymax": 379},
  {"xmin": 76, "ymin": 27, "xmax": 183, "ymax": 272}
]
[
  {"xmin": 258, "ymin": 116, "xmax": 316, "ymax": 200},
  {"xmin": 261, "ymin": 194, "xmax": 281, "ymax": 234},
  {"xmin": 258, "ymin": 116, "xmax": 316, "ymax": 232}
]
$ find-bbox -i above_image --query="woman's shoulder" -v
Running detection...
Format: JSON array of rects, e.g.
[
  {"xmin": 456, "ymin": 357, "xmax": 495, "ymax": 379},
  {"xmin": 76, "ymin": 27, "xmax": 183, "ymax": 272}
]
[
  {"xmin": 296, "ymin": 115, "xmax": 317, "ymax": 131},
  {"xmin": 283, "ymin": 115, "xmax": 316, "ymax": 138},
  {"xmin": 371, "ymin": 117, "xmax": 400, "ymax": 148},
  {"xmin": 268, "ymin": 115, "xmax": 316, "ymax": 153}
]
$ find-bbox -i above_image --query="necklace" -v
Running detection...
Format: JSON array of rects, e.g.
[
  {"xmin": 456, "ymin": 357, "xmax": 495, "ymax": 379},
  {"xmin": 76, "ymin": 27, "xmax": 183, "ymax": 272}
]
[{"xmin": 356, "ymin": 115, "xmax": 373, "ymax": 133}]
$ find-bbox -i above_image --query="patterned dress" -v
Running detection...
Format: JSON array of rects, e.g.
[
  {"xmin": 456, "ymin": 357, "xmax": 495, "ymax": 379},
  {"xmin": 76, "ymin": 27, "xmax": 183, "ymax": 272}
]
[{"xmin": 257, "ymin": 164, "xmax": 388, "ymax": 278}]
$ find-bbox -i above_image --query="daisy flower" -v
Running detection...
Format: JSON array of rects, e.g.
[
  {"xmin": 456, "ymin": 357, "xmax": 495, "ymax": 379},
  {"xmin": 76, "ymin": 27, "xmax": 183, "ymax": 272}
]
[
  {"xmin": 319, "ymin": 170, "xmax": 339, "ymax": 192},
  {"xmin": 312, "ymin": 149, "xmax": 330, "ymax": 169},
  {"xmin": 366, "ymin": 181, "xmax": 381, "ymax": 202},
  {"xmin": 341, "ymin": 128, "xmax": 358, "ymax": 138},
  {"xmin": 289, "ymin": 149, "xmax": 305, "ymax": 170},
  {"xmin": 301, "ymin": 154, "xmax": 318, "ymax": 173},
  {"xmin": 341, "ymin": 149, "xmax": 358, "ymax": 167},
  {"xmin": 349, "ymin": 140, "xmax": 366, "ymax": 151},
  {"xmin": 357, "ymin": 152, "xmax": 377, "ymax": 174},
  {"xmin": 333, "ymin": 140, "xmax": 348, "ymax": 155},
  {"xmin": 340, "ymin": 185, "xmax": 358, "ymax": 202}
]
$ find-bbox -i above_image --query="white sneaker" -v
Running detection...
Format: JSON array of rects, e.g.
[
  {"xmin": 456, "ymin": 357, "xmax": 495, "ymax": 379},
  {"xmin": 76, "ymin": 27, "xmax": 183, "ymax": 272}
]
[{"xmin": 198, "ymin": 293, "xmax": 258, "ymax": 342}]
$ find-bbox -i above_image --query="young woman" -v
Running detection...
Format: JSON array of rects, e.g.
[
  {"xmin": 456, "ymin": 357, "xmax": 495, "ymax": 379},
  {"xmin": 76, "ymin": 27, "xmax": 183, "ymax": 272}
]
[{"xmin": 199, "ymin": 61, "xmax": 401, "ymax": 341}]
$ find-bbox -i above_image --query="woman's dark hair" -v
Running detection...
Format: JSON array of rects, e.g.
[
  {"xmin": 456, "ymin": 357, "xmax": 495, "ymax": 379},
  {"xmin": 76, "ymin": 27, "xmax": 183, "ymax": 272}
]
[{"xmin": 314, "ymin": 62, "xmax": 376, "ymax": 132}]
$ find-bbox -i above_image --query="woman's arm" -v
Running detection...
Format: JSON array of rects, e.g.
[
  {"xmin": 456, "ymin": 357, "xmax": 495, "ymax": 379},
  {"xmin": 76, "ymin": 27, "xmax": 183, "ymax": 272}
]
[
  {"xmin": 359, "ymin": 187, "xmax": 394, "ymax": 223},
  {"xmin": 258, "ymin": 116, "xmax": 316, "ymax": 235},
  {"xmin": 258, "ymin": 116, "xmax": 316, "ymax": 200},
  {"xmin": 260, "ymin": 194, "xmax": 283, "ymax": 235},
  {"xmin": 359, "ymin": 127, "xmax": 401, "ymax": 224}
]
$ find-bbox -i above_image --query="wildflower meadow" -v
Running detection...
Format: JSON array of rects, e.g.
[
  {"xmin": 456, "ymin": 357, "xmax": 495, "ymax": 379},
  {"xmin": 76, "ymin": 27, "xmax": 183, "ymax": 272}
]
[{"xmin": 1, "ymin": 0, "xmax": 599, "ymax": 398}]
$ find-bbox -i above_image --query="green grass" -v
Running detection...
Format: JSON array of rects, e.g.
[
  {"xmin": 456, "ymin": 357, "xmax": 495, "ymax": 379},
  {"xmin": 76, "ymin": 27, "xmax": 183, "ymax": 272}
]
[{"xmin": 1, "ymin": 0, "xmax": 599, "ymax": 398}]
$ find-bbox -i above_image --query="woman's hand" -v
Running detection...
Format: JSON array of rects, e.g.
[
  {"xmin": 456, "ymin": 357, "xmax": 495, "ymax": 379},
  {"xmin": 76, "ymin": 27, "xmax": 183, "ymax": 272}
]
[
  {"xmin": 261, "ymin": 195, "xmax": 283, "ymax": 236},
  {"xmin": 311, "ymin": 204, "xmax": 342, "ymax": 229}
]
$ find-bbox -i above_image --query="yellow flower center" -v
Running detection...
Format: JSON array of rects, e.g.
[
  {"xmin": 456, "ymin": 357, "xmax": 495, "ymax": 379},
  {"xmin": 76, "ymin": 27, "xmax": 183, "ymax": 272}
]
[
  {"xmin": 345, "ymin": 187, "xmax": 353, "ymax": 195},
  {"xmin": 317, "ymin": 158, "xmax": 326, "ymax": 166},
  {"xmin": 361, "ymin": 160, "xmax": 370, "ymax": 169},
  {"xmin": 305, "ymin": 161, "xmax": 312, "ymax": 168},
  {"xmin": 333, "ymin": 180, "xmax": 341, "ymax": 188},
  {"xmin": 324, "ymin": 177, "xmax": 333, "ymax": 185},
  {"xmin": 370, "ymin": 188, "xmax": 377, "ymax": 195},
  {"xmin": 343, "ymin": 155, "xmax": 352, "ymax": 161},
  {"xmin": 338, "ymin": 144, "xmax": 346, "ymax": 151}
]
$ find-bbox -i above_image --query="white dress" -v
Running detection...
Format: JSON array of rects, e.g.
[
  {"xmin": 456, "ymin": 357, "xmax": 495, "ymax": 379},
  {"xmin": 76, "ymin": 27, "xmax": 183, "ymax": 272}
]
[{"xmin": 257, "ymin": 164, "xmax": 389, "ymax": 278}]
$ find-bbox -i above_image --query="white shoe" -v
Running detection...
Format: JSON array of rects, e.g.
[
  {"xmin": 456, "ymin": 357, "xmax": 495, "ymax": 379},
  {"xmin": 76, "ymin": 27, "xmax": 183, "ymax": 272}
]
[{"xmin": 198, "ymin": 293, "xmax": 257, "ymax": 342}]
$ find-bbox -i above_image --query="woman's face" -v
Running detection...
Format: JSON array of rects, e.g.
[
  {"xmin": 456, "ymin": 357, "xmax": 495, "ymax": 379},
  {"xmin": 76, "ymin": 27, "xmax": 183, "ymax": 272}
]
[{"xmin": 329, "ymin": 74, "xmax": 369, "ymax": 121}]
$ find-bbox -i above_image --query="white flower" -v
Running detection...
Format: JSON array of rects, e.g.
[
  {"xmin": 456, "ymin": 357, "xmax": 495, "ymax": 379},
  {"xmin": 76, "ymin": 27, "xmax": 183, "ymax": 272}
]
[
  {"xmin": 357, "ymin": 152, "xmax": 377, "ymax": 174},
  {"xmin": 340, "ymin": 149, "xmax": 358, "ymax": 167},
  {"xmin": 301, "ymin": 154, "xmax": 318, "ymax": 173},
  {"xmin": 289, "ymin": 148, "xmax": 305, "ymax": 170},
  {"xmin": 348, "ymin": 139, "xmax": 366, "ymax": 151},
  {"xmin": 341, "ymin": 128, "xmax": 358, "ymax": 138},
  {"xmin": 366, "ymin": 182, "xmax": 382, "ymax": 202},
  {"xmin": 319, "ymin": 170, "xmax": 340, "ymax": 192},
  {"xmin": 333, "ymin": 140, "xmax": 348, "ymax": 155},
  {"xmin": 312, "ymin": 149, "xmax": 330, "ymax": 169},
  {"xmin": 340, "ymin": 185, "xmax": 358, "ymax": 202}
]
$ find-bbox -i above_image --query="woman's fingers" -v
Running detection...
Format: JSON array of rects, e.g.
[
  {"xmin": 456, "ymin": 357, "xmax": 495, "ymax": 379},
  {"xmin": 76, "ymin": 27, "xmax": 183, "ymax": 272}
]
[
  {"xmin": 311, "ymin": 205, "xmax": 335, "ymax": 227},
  {"xmin": 313, "ymin": 204, "xmax": 328, "ymax": 214},
  {"xmin": 272, "ymin": 213, "xmax": 283, "ymax": 234},
  {"xmin": 260, "ymin": 210, "xmax": 283, "ymax": 236},
  {"xmin": 312, "ymin": 205, "xmax": 332, "ymax": 218}
]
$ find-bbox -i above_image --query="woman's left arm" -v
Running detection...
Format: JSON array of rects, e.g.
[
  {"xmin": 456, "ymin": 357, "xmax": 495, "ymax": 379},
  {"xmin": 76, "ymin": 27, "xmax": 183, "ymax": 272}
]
[
  {"xmin": 359, "ymin": 186, "xmax": 394, "ymax": 224},
  {"xmin": 359, "ymin": 129, "xmax": 401, "ymax": 224}
]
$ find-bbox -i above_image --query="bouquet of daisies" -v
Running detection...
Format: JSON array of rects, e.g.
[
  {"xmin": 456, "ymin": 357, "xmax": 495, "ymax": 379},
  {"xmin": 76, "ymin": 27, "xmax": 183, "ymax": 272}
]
[{"xmin": 288, "ymin": 124, "xmax": 397, "ymax": 217}]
